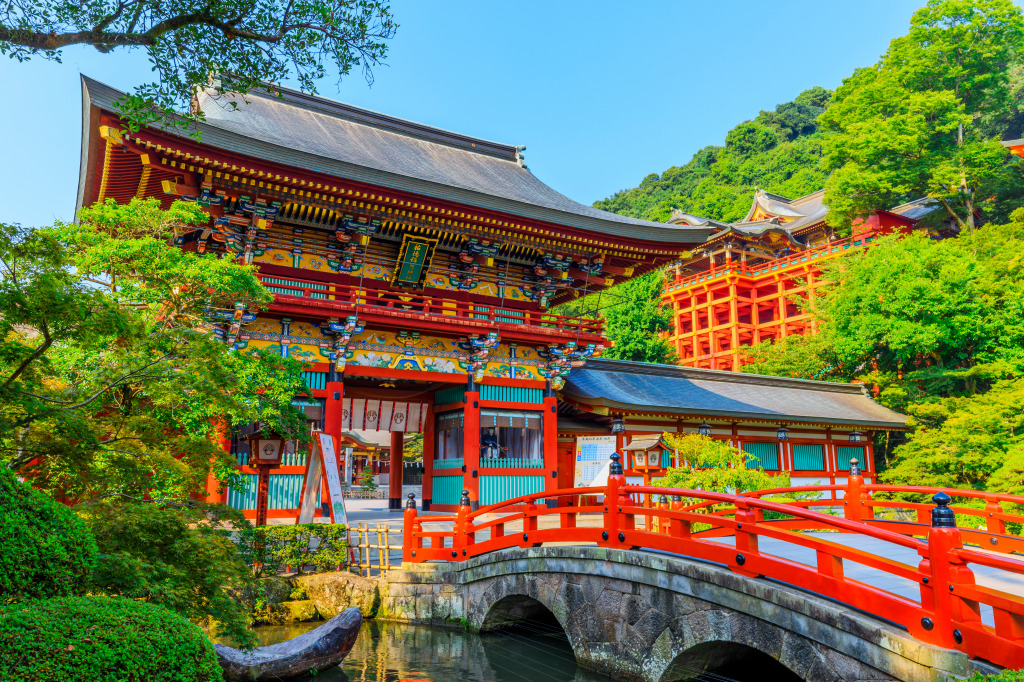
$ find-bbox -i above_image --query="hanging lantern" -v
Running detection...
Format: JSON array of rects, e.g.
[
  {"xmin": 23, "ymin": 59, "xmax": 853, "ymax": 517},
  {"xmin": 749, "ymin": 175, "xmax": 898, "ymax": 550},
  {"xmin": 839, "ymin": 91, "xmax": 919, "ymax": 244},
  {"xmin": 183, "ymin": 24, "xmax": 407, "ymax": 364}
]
[
  {"xmin": 848, "ymin": 430, "xmax": 864, "ymax": 444},
  {"xmin": 776, "ymin": 424, "xmax": 790, "ymax": 441},
  {"xmin": 610, "ymin": 418, "xmax": 625, "ymax": 435},
  {"xmin": 697, "ymin": 422, "xmax": 712, "ymax": 437}
]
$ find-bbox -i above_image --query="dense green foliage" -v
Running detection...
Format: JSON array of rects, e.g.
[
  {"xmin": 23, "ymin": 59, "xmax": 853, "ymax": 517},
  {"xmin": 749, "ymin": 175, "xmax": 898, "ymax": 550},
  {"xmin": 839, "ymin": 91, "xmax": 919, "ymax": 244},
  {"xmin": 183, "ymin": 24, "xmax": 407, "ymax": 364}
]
[
  {"xmin": 594, "ymin": 87, "xmax": 832, "ymax": 223},
  {"xmin": 238, "ymin": 523, "xmax": 349, "ymax": 578},
  {"xmin": 744, "ymin": 210, "xmax": 1024, "ymax": 489},
  {"xmin": 553, "ymin": 271, "xmax": 676, "ymax": 363},
  {"xmin": 0, "ymin": 198, "xmax": 309, "ymax": 501},
  {"xmin": 655, "ymin": 434, "xmax": 788, "ymax": 498},
  {"xmin": 822, "ymin": 0, "xmax": 1024, "ymax": 230},
  {"xmin": 81, "ymin": 500, "xmax": 258, "ymax": 648},
  {"xmin": 0, "ymin": 596, "xmax": 223, "ymax": 682},
  {"xmin": 0, "ymin": 467, "xmax": 96, "ymax": 603},
  {"xmin": 0, "ymin": 0, "xmax": 396, "ymax": 135}
]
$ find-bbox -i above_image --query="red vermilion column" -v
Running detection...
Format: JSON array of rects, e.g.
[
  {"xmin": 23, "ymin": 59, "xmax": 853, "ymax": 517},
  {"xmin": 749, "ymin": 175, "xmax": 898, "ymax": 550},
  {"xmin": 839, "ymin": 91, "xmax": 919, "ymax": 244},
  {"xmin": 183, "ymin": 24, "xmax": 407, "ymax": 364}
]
[
  {"xmin": 322, "ymin": 377, "xmax": 344, "ymax": 515},
  {"xmin": 205, "ymin": 420, "xmax": 231, "ymax": 504},
  {"xmin": 421, "ymin": 401, "xmax": 435, "ymax": 511},
  {"xmin": 389, "ymin": 430, "xmax": 404, "ymax": 511},
  {"xmin": 542, "ymin": 383, "xmax": 558, "ymax": 498},
  {"xmin": 463, "ymin": 379, "xmax": 481, "ymax": 510}
]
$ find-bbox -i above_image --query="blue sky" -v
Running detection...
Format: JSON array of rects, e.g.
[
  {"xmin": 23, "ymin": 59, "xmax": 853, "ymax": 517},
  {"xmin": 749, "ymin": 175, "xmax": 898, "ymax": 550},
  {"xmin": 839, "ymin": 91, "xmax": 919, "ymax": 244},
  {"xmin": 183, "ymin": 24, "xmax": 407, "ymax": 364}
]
[{"xmin": 0, "ymin": 0, "xmax": 950, "ymax": 227}]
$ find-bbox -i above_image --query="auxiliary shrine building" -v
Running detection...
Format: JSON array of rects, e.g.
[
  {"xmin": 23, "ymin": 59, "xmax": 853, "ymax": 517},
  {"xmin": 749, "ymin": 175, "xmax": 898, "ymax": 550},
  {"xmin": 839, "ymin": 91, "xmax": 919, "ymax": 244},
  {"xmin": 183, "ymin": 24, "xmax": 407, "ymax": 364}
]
[
  {"xmin": 663, "ymin": 189, "xmax": 941, "ymax": 371},
  {"xmin": 78, "ymin": 77, "xmax": 906, "ymax": 515}
]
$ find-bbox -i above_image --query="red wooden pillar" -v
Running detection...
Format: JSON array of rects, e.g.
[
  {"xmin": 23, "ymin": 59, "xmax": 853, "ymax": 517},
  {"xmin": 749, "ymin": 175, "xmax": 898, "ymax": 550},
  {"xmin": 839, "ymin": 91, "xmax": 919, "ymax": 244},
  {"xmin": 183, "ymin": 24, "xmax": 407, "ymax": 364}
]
[
  {"xmin": 542, "ymin": 383, "xmax": 558, "ymax": 499},
  {"xmin": 463, "ymin": 379, "xmax": 481, "ymax": 510},
  {"xmin": 421, "ymin": 401, "xmax": 435, "ymax": 511},
  {"xmin": 206, "ymin": 419, "xmax": 231, "ymax": 504},
  {"xmin": 323, "ymin": 377, "xmax": 344, "ymax": 513},
  {"xmin": 389, "ymin": 430, "xmax": 404, "ymax": 510}
]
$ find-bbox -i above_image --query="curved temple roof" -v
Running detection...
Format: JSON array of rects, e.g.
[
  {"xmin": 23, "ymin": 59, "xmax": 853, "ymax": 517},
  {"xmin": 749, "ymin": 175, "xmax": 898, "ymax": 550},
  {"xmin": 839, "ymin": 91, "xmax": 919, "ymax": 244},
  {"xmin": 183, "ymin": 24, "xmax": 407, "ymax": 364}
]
[
  {"xmin": 79, "ymin": 77, "xmax": 711, "ymax": 245},
  {"xmin": 562, "ymin": 358, "xmax": 907, "ymax": 429}
]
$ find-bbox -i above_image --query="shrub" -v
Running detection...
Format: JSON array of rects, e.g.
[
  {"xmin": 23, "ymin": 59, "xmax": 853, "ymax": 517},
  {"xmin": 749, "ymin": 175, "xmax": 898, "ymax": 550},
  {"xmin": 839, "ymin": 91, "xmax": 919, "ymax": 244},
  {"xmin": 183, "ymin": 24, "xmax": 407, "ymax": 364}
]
[
  {"xmin": 0, "ymin": 467, "xmax": 96, "ymax": 603},
  {"xmin": 0, "ymin": 596, "xmax": 223, "ymax": 681},
  {"xmin": 79, "ymin": 500, "xmax": 257, "ymax": 649},
  {"xmin": 236, "ymin": 523, "xmax": 348, "ymax": 577}
]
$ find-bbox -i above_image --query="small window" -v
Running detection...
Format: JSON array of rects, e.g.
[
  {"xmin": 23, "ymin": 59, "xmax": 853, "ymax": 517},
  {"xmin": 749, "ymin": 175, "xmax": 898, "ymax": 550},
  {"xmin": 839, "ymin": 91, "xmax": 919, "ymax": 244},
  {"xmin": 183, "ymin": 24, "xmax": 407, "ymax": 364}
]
[
  {"xmin": 480, "ymin": 409, "xmax": 543, "ymax": 466},
  {"xmin": 743, "ymin": 442, "xmax": 779, "ymax": 470},
  {"xmin": 792, "ymin": 444, "xmax": 824, "ymax": 470}
]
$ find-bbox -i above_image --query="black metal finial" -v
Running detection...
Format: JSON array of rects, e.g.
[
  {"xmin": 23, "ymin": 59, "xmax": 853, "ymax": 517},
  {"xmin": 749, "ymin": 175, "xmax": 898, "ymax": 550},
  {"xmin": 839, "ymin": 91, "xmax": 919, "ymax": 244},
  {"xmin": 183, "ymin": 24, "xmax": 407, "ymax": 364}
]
[
  {"xmin": 931, "ymin": 491, "xmax": 956, "ymax": 528},
  {"xmin": 609, "ymin": 453, "xmax": 623, "ymax": 476},
  {"xmin": 406, "ymin": 492, "xmax": 416, "ymax": 510},
  {"xmin": 671, "ymin": 494, "xmax": 682, "ymax": 502},
  {"xmin": 849, "ymin": 458, "xmax": 861, "ymax": 476},
  {"xmin": 659, "ymin": 494, "xmax": 668, "ymax": 504},
  {"xmin": 460, "ymin": 489, "xmax": 471, "ymax": 507}
]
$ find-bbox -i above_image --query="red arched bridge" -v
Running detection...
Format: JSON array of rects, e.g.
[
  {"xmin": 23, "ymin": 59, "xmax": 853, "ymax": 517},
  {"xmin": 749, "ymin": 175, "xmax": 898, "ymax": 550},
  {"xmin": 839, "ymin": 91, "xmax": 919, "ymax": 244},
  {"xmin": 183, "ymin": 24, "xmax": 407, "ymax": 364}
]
[{"xmin": 400, "ymin": 456, "xmax": 1024, "ymax": 672}]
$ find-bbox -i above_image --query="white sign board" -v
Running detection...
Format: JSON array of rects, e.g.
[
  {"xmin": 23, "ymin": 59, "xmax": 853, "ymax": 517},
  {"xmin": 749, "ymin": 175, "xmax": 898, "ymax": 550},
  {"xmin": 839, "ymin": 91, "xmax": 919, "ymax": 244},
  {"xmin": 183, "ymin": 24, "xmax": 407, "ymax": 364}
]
[
  {"xmin": 574, "ymin": 435, "xmax": 616, "ymax": 488},
  {"xmin": 297, "ymin": 433, "xmax": 349, "ymax": 525}
]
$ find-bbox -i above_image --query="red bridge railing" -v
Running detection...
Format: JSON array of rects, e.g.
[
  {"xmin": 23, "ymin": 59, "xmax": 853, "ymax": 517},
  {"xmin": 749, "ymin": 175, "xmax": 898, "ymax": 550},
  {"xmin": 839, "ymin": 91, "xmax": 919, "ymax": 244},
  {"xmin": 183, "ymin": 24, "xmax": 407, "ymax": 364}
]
[{"xmin": 401, "ymin": 457, "xmax": 1024, "ymax": 669}]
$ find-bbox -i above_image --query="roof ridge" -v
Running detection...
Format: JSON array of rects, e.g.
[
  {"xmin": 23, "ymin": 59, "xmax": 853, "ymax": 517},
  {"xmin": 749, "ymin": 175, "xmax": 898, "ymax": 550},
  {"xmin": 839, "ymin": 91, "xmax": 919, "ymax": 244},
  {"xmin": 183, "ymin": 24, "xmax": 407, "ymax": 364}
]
[
  {"xmin": 585, "ymin": 358, "xmax": 868, "ymax": 395},
  {"xmin": 200, "ymin": 82, "xmax": 520, "ymax": 162}
]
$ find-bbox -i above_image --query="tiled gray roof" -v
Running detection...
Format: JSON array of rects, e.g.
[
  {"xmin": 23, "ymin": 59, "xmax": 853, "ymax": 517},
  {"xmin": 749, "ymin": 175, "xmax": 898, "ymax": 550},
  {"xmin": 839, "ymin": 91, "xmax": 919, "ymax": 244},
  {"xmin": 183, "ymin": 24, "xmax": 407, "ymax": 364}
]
[
  {"xmin": 562, "ymin": 358, "xmax": 907, "ymax": 429},
  {"xmin": 80, "ymin": 76, "xmax": 711, "ymax": 245}
]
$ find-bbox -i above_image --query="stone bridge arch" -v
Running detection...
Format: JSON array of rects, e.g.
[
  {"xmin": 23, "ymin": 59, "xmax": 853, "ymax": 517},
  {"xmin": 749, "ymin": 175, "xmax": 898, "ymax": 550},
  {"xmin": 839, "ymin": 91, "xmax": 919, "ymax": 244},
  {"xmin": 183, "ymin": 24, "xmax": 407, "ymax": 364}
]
[{"xmin": 387, "ymin": 546, "xmax": 992, "ymax": 682}]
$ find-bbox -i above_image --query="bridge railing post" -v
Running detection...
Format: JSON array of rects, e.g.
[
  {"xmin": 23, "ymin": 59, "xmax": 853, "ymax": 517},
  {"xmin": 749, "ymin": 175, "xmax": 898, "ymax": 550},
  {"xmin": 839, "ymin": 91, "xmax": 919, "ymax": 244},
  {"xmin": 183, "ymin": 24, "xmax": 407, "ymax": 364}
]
[
  {"xmin": 918, "ymin": 492, "xmax": 980, "ymax": 646},
  {"xmin": 656, "ymin": 494, "xmax": 669, "ymax": 535},
  {"xmin": 402, "ymin": 493, "xmax": 422, "ymax": 563},
  {"xmin": 844, "ymin": 458, "xmax": 872, "ymax": 523},
  {"xmin": 668, "ymin": 494, "xmax": 690, "ymax": 540},
  {"xmin": 732, "ymin": 499, "xmax": 762, "ymax": 578},
  {"xmin": 452, "ymin": 489, "xmax": 471, "ymax": 561},
  {"xmin": 984, "ymin": 497, "xmax": 1007, "ymax": 536},
  {"xmin": 603, "ymin": 454, "xmax": 631, "ymax": 547}
]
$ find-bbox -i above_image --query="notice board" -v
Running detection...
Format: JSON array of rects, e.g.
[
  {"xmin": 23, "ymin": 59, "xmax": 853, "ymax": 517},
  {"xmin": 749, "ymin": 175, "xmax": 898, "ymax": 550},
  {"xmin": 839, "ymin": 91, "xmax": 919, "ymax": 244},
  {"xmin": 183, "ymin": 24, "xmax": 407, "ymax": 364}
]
[{"xmin": 573, "ymin": 435, "xmax": 616, "ymax": 488}]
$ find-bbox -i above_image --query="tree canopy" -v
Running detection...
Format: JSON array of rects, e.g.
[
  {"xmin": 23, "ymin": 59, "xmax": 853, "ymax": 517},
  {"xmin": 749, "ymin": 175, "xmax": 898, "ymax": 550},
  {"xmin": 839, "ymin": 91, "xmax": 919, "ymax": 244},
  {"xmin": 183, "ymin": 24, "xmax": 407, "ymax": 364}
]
[
  {"xmin": 0, "ymin": 198, "xmax": 309, "ymax": 501},
  {"xmin": 821, "ymin": 0, "xmax": 1024, "ymax": 231},
  {"xmin": 0, "ymin": 0, "xmax": 397, "ymax": 133}
]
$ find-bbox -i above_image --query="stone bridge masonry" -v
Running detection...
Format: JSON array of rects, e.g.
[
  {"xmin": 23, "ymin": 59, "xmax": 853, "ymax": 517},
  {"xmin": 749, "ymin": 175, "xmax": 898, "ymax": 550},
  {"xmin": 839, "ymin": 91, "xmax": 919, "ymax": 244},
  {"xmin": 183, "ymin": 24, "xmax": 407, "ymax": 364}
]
[{"xmin": 382, "ymin": 546, "xmax": 997, "ymax": 682}]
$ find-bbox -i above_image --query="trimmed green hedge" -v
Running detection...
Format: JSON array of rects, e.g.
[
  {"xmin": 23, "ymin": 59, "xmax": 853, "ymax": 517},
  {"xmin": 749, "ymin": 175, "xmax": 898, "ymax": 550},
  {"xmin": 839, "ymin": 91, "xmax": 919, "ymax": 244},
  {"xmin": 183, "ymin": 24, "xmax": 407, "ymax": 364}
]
[
  {"xmin": 0, "ymin": 467, "xmax": 96, "ymax": 603},
  {"xmin": 237, "ymin": 523, "xmax": 348, "ymax": 577},
  {"xmin": 0, "ymin": 596, "xmax": 223, "ymax": 682}
]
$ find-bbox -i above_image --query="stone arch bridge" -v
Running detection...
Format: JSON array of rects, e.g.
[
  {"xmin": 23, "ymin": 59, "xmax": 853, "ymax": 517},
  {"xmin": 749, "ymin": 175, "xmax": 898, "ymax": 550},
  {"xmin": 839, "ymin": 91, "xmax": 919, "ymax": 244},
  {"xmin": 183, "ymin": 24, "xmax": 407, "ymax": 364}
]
[{"xmin": 386, "ymin": 546, "xmax": 990, "ymax": 682}]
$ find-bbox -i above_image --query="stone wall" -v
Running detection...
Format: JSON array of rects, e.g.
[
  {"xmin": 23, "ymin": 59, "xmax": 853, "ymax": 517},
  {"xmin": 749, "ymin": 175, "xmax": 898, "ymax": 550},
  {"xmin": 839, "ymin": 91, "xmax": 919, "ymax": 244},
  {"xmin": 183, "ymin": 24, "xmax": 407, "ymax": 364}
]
[{"xmin": 382, "ymin": 546, "xmax": 986, "ymax": 682}]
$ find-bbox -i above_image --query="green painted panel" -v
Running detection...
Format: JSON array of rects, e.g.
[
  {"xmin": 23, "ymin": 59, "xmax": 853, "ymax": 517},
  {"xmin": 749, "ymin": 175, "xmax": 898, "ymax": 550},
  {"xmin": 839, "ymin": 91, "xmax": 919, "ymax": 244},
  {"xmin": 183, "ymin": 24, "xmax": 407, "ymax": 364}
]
[
  {"xmin": 263, "ymin": 277, "xmax": 327, "ymax": 299},
  {"xmin": 303, "ymin": 371, "xmax": 327, "ymax": 390},
  {"xmin": 268, "ymin": 474, "xmax": 305, "ymax": 509},
  {"xmin": 433, "ymin": 474, "xmax": 464, "ymax": 506},
  {"xmin": 479, "ymin": 457, "xmax": 544, "ymax": 469},
  {"xmin": 743, "ymin": 442, "xmax": 779, "ymax": 470},
  {"xmin": 435, "ymin": 387, "xmax": 465, "ymax": 405},
  {"xmin": 661, "ymin": 449, "xmax": 672, "ymax": 468},
  {"xmin": 480, "ymin": 475, "xmax": 544, "ymax": 505},
  {"xmin": 836, "ymin": 446, "xmax": 866, "ymax": 471},
  {"xmin": 792, "ymin": 444, "xmax": 824, "ymax": 470},
  {"xmin": 227, "ymin": 474, "xmax": 258, "ymax": 510},
  {"xmin": 394, "ymin": 238, "xmax": 437, "ymax": 287},
  {"xmin": 479, "ymin": 385, "xmax": 543, "ymax": 403},
  {"xmin": 433, "ymin": 458, "xmax": 464, "ymax": 470}
]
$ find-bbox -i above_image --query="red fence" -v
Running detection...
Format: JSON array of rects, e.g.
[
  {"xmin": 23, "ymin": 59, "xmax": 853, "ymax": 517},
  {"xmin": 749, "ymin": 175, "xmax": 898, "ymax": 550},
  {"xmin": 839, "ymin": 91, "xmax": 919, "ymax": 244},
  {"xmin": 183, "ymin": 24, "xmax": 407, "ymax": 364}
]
[
  {"xmin": 402, "ymin": 459, "xmax": 1024, "ymax": 669},
  {"xmin": 257, "ymin": 273, "xmax": 604, "ymax": 337}
]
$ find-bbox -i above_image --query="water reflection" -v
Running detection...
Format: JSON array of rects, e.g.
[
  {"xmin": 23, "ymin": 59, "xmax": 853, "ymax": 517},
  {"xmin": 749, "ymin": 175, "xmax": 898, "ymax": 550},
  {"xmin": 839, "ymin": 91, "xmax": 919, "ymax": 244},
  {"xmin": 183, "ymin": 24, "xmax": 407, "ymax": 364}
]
[{"xmin": 233, "ymin": 619, "xmax": 612, "ymax": 682}]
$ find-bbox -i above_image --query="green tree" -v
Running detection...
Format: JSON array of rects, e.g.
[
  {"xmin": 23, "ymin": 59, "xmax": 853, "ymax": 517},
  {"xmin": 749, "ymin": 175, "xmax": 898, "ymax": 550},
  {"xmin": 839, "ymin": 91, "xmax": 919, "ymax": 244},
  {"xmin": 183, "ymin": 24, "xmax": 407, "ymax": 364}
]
[
  {"xmin": 0, "ymin": 0, "xmax": 396, "ymax": 133},
  {"xmin": 81, "ymin": 499, "xmax": 258, "ymax": 647},
  {"xmin": 821, "ymin": 0, "xmax": 1024, "ymax": 232},
  {"xmin": 0, "ymin": 198, "xmax": 310, "ymax": 501},
  {"xmin": 656, "ymin": 433, "xmax": 787, "ymax": 498},
  {"xmin": 745, "ymin": 210, "xmax": 1024, "ymax": 488}
]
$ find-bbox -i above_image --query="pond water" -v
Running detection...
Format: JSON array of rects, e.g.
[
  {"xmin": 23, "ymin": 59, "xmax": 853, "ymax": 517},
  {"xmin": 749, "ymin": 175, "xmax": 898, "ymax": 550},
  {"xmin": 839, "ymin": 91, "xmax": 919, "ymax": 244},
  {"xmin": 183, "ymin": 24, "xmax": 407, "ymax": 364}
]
[{"xmin": 220, "ymin": 619, "xmax": 614, "ymax": 682}]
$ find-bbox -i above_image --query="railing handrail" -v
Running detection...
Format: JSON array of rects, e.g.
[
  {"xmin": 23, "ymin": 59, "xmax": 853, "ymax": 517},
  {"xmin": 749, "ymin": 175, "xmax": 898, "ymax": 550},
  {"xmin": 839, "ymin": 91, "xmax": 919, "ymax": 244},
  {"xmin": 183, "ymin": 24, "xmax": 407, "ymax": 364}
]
[
  {"xmin": 255, "ymin": 273, "xmax": 605, "ymax": 334},
  {"xmin": 401, "ymin": 469, "xmax": 1024, "ymax": 668}
]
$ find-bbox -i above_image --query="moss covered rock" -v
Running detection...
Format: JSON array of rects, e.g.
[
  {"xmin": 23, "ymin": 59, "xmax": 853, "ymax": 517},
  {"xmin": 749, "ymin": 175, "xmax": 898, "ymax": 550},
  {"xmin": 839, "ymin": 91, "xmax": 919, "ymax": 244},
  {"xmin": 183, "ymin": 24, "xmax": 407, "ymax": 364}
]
[
  {"xmin": 294, "ymin": 572, "xmax": 380, "ymax": 618},
  {"xmin": 0, "ymin": 467, "xmax": 96, "ymax": 603},
  {"xmin": 0, "ymin": 596, "xmax": 223, "ymax": 681}
]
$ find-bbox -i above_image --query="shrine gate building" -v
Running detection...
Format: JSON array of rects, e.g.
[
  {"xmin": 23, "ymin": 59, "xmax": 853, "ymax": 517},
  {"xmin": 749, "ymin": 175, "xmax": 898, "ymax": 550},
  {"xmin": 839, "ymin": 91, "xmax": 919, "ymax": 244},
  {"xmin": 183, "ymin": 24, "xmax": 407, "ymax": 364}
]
[{"xmin": 78, "ymin": 77, "xmax": 907, "ymax": 514}]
